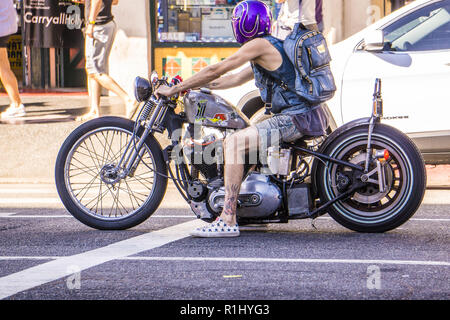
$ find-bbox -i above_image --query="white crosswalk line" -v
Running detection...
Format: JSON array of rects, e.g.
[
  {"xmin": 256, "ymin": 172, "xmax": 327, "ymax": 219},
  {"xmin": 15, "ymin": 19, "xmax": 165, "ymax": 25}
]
[{"xmin": 0, "ymin": 219, "xmax": 206, "ymax": 300}]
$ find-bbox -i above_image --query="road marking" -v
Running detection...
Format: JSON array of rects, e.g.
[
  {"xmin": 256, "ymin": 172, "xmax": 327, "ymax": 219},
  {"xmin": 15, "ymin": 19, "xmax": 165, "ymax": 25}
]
[
  {"xmin": 120, "ymin": 256, "xmax": 450, "ymax": 267},
  {"xmin": 0, "ymin": 212, "xmax": 449, "ymax": 222},
  {"xmin": 0, "ymin": 189, "xmax": 56, "ymax": 194},
  {"xmin": 0, "ymin": 198, "xmax": 61, "ymax": 204},
  {"xmin": 0, "ymin": 198, "xmax": 189, "ymax": 208},
  {"xmin": 0, "ymin": 212, "xmax": 194, "ymax": 218},
  {"xmin": 408, "ymin": 218, "xmax": 450, "ymax": 222},
  {"xmin": 0, "ymin": 257, "xmax": 59, "ymax": 260},
  {"xmin": 316, "ymin": 217, "xmax": 450, "ymax": 222},
  {"xmin": 1, "ymin": 256, "xmax": 448, "ymax": 267},
  {"xmin": 0, "ymin": 213, "xmax": 70, "ymax": 218},
  {"xmin": 0, "ymin": 219, "xmax": 205, "ymax": 300}
]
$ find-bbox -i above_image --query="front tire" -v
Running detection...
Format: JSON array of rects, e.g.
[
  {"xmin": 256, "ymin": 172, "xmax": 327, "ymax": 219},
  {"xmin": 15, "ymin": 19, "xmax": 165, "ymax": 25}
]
[
  {"xmin": 55, "ymin": 116, "xmax": 167, "ymax": 230},
  {"xmin": 315, "ymin": 123, "xmax": 426, "ymax": 233}
]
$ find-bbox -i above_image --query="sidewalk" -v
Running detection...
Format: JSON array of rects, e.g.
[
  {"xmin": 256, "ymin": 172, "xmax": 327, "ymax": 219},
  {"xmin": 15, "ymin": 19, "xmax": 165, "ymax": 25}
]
[
  {"xmin": 0, "ymin": 93, "xmax": 449, "ymax": 188},
  {"xmin": 0, "ymin": 93, "xmax": 134, "ymax": 183}
]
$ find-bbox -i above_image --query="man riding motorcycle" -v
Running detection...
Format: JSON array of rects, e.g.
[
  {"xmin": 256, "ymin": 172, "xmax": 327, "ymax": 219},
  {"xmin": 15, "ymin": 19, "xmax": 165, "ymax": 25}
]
[{"xmin": 155, "ymin": 0, "xmax": 329, "ymax": 237}]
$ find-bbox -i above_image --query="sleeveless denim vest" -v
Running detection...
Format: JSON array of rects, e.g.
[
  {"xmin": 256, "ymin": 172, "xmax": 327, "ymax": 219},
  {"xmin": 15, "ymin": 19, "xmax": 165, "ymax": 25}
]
[
  {"xmin": 251, "ymin": 35, "xmax": 310, "ymax": 115},
  {"xmin": 252, "ymin": 36, "xmax": 329, "ymax": 137}
]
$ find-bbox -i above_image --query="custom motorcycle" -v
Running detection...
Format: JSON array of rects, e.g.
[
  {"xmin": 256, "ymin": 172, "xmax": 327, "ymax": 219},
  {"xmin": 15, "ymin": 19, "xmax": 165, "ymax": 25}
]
[{"xmin": 55, "ymin": 74, "xmax": 426, "ymax": 232}]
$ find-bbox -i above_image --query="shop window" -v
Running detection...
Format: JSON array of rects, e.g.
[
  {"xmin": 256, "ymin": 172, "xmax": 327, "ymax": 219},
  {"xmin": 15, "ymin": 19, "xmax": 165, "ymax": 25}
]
[{"xmin": 156, "ymin": 0, "xmax": 272, "ymax": 43}]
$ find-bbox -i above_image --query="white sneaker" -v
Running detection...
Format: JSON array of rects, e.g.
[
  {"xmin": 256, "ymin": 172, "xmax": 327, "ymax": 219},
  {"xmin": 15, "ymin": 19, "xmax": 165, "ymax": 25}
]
[
  {"xmin": 1, "ymin": 104, "xmax": 26, "ymax": 119},
  {"xmin": 190, "ymin": 218, "xmax": 240, "ymax": 238}
]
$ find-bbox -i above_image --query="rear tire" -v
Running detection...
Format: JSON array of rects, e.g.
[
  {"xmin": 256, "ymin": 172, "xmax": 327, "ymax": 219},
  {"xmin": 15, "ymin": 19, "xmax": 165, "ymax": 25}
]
[{"xmin": 315, "ymin": 124, "xmax": 426, "ymax": 233}]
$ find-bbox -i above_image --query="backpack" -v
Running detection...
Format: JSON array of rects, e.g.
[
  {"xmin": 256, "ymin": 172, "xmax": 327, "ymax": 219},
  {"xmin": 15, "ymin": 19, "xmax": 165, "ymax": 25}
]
[
  {"xmin": 284, "ymin": 23, "xmax": 336, "ymax": 105},
  {"xmin": 265, "ymin": 23, "xmax": 336, "ymax": 106}
]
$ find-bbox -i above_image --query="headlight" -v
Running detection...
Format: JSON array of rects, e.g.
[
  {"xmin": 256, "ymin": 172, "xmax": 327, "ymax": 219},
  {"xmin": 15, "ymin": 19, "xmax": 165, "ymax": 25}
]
[{"xmin": 134, "ymin": 76, "xmax": 152, "ymax": 102}]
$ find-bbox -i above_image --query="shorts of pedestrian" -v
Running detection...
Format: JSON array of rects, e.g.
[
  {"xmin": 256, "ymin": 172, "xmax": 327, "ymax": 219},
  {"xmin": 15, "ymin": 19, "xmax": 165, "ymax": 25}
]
[
  {"xmin": 0, "ymin": 35, "xmax": 11, "ymax": 48},
  {"xmin": 85, "ymin": 21, "xmax": 117, "ymax": 75}
]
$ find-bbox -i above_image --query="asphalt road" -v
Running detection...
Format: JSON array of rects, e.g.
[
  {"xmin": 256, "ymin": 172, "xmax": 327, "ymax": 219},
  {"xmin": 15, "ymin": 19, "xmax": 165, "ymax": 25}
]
[{"xmin": 0, "ymin": 183, "xmax": 448, "ymax": 303}]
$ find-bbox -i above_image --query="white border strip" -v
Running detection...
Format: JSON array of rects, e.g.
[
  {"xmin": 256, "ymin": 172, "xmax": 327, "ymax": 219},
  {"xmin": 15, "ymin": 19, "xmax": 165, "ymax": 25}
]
[
  {"xmin": 119, "ymin": 256, "xmax": 450, "ymax": 267},
  {"xmin": 0, "ymin": 212, "xmax": 448, "ymax": 222},
  {"xmin": 316, "ymin": 217, "xmax": 450, "ymax": 222},
  {"xmin": 0, "ymin": 213, "xmax": 195, "ymax": 218},
  {"xmin": 1, "ymin": 255, "xmax": 448, "ymax": 267},
  {"xmin": 0, "ymin": 219, "xmax": 205, "ymax": 300}
]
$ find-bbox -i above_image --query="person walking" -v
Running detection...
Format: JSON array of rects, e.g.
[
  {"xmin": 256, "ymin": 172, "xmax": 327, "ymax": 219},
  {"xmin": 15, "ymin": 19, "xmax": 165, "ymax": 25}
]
[
  {"xmin": 0, "ymin": 0, "xmax": 25, "ymax": 119},
  {"xmin": 76, "ymin": 0, "xmax": 139, "ymax": 121},
  {"xmin": 273, "ymin": 0, "xmax": 323, "ymax": 40}
]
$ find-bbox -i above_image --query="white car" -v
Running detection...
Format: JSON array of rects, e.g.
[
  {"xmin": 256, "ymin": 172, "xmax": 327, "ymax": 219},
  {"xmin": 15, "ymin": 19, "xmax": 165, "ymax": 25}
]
[{"xmin": 216, "ymin": 0, "xmax": 450, "ymax": 164}]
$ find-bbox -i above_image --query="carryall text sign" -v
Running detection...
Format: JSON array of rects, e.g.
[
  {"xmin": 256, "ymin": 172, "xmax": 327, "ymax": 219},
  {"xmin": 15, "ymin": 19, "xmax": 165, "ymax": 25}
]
[{"xmin": 23, "ymin": 0, "xmax": 84, "ymax": 48}]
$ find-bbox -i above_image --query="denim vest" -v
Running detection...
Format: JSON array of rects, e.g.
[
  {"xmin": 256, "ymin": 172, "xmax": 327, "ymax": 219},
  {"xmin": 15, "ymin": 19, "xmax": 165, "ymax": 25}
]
[{"xmin": 251, "ymin": 35, "xmax": 310, "ymax": 115}]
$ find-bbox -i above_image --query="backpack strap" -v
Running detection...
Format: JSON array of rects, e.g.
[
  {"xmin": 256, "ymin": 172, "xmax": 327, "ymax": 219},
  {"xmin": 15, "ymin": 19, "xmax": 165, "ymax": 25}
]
[
  {"xmin": 265, "ymin": 81, "xmax": 273, "ymax": 115},
  {"xmin": 258, "ymin": 67, "xmax": 295, "ymax": 95},
  {"xmin": 258, "ymin": 67, "xmax": 301, "ymax": 115}
]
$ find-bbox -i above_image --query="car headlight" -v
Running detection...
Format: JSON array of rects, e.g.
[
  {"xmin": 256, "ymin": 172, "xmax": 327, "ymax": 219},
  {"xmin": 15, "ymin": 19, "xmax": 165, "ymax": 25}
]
[{"xmin": 134, "ymin": 76, "xmax": 152, "ymax": 102}]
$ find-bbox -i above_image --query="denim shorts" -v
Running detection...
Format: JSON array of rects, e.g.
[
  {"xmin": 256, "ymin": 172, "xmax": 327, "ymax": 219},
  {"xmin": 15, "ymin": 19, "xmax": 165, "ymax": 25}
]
[{"xmin": 255, "ymin": 114, "xmax": 303, "ymax": 148}]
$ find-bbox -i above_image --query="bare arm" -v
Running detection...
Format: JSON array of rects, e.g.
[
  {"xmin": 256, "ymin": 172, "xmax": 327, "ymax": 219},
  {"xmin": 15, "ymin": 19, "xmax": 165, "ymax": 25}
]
[
  {"xmin": 85, "ymin": 0, "xmax": 103, "ymax": 38},
  {"xmin": 89, "ymin": 0, "xmax": 103, "ymax": 23},
  {"xmin": 156, "ymin": 38, "xmax": 270, "ymax": 97},
  {"xmin": 205, "ymin": 66, "xmax": 254, "ymax": 90},
  {"xmin": 112, "ymin": 0, "xmax": 119, "ymax": 5}
]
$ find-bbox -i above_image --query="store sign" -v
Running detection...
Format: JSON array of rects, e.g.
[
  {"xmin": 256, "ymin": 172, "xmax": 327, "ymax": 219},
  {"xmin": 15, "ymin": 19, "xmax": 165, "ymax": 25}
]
[
  {"xmin": 7, "ymin": 35, "xmax": 23, "ymax": 71},
  {"xmin": 23, "ymin": 0, "xmax": 84, "ymax": 48},
  {"xmin": 0, "ymin": 35, "xmax": 23, "ymax": 90}
]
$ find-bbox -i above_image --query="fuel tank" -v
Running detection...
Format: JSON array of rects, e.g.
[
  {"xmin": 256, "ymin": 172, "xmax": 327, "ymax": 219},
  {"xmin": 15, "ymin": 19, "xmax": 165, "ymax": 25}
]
[{"xmin": 183, "ymin": 90, "xmax": 249, "ymax": 129}]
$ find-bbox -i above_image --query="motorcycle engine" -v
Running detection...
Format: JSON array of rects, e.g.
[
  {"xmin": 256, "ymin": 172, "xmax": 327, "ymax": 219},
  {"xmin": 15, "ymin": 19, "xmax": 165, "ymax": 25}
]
[
  {"xmin": 182, "ymin": 124, "xmax": 228, "ymax": 180},
  {"xmin": 208, "ymin": 172, "xmax": 282, "ymax": 218}
]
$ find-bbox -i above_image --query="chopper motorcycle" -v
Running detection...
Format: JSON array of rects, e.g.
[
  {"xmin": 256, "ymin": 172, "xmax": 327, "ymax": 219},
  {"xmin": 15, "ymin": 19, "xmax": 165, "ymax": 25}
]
[{"xmin": 55, "ymin": 74, "xmax": 426, "ymax": 232}]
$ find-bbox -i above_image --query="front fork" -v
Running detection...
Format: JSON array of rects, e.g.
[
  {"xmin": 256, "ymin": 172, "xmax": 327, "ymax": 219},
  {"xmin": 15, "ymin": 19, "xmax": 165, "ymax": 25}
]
[{"xmin": 114, "ymin": 97, "xmax": 168, "ymax": 179}]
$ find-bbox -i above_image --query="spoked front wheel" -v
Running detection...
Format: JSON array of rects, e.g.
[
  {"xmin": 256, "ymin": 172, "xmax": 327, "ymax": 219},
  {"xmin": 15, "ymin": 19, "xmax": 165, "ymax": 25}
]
[
  {"xmin": 316, "ymin": 124, "xmax": 426, "ymax": 233},
  {"xmin": 55, "ymin": 117, "xmax": 167, "ymax": 230}
]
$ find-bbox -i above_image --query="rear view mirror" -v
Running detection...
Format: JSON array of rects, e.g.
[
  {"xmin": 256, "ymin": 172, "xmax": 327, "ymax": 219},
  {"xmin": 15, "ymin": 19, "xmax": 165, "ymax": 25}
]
[
  {"xmin": 363, "ymin": 30, "xmax": 384, "ymax": 51},
  {"xmin": 150, "ymin": 71, "xmax": 159, "ymax": 87}
]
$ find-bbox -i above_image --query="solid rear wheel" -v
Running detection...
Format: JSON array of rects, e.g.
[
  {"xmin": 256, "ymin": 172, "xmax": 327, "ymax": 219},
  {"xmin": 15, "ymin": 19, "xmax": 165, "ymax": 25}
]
[{"xmin": 316, "ymin": 124, "xmax": 426, "ymax": 233}]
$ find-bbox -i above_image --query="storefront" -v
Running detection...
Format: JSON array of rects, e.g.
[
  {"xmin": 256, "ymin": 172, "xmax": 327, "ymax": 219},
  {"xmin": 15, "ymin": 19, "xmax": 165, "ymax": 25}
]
[
  {"xmin": 372, "ymin": 0, "xmax": 412, "ymax": 16},
  {"xmin": 2, "ymin": 0, "xmax": 86, "ymax": 91},
  {"xmin": 2, "ymin": 0, "xmax": 413, "ymax": 92},
  {"xmin": 150, "ymin": 0, "xmax": 278, "ymax": 80},
  {"xmin": 148, "ymin": 0, "xmax": 413, "ymax": 80}
]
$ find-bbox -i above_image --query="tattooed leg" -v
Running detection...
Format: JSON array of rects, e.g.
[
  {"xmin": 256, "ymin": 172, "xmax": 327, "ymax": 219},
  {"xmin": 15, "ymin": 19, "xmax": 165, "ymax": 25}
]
[
  {"xmin": 219, "ymin": 127, "xmax": 259, "ymax": 225},
  {"xmin": 222, "ymin": 184, "xmax": 240, "ymax": 218}
]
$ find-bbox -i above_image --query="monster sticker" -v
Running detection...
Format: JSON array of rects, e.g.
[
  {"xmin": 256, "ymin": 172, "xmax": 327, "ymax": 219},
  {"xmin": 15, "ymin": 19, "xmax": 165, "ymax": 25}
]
[
  {"xmin": 195, "ymin": 100, "xmax": 229, "ymax": 126},
  {"xmin": 195, "ymin": 100, "xmax": 208, "ymax": 120}
]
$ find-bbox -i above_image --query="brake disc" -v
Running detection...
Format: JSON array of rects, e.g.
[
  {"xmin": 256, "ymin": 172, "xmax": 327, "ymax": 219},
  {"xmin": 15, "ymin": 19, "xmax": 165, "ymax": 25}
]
[{"xmin": 347, "ymin": 153, "xmax": 393, "ymax": 204}]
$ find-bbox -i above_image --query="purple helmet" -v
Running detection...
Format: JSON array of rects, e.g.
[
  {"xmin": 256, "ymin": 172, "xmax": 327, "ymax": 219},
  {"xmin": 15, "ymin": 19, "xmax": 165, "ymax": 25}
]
[{"xmin": 231, "ymin": 0, "xmax": 272, "ymax": 44}]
